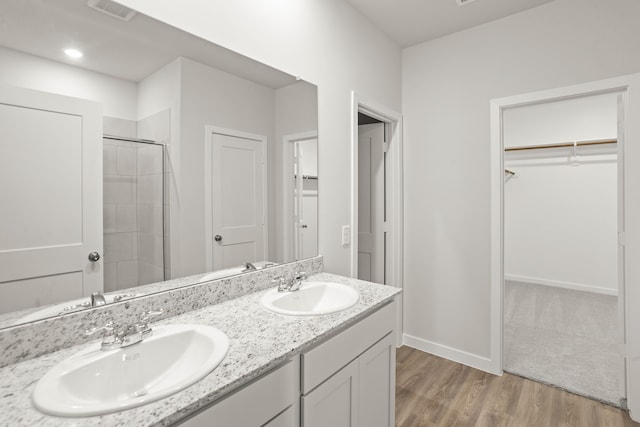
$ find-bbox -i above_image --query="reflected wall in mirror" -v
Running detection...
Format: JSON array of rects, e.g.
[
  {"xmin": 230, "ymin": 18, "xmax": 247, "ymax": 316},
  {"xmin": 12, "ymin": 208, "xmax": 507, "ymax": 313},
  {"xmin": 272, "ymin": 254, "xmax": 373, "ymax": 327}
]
[{"xmin": 0, "ymin": 0, "xmax": 318, "ymax": 328}]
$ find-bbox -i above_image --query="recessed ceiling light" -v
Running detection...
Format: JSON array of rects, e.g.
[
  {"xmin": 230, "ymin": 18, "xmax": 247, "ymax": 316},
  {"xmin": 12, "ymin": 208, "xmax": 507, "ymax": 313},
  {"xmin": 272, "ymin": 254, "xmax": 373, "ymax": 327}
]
[{"xmin": 64, "ymin": 48, "xmax": 83, "ymax": 59}]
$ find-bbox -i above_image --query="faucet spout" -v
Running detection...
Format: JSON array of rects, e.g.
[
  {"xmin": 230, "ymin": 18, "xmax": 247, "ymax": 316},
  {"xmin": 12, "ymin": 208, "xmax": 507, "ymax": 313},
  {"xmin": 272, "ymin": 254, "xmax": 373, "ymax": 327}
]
[
  {"xmin": 242, "ymin": 262, "xmax": 258, "ymax": 272},
  {"xmin": 90, "ymin": 292, "xmax": 107, "ymax": 307}
]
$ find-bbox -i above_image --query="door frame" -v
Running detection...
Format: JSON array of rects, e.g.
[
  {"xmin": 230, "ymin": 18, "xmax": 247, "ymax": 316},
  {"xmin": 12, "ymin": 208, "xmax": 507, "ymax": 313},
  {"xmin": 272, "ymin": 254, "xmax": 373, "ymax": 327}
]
[
  {"xmin": 351, "ymin": 91, "xmax": 404, "ymax": 345},
  {"xmin": 204, "ymin": 125, "xmax": 268, "ymax": 272},
  {"xmin": 282, "ymin": 130, "xmax": 318, "ymax": 262},
  {"xmin": 490, "ymin": 73, "xmax": 640, "ymax": 420}
]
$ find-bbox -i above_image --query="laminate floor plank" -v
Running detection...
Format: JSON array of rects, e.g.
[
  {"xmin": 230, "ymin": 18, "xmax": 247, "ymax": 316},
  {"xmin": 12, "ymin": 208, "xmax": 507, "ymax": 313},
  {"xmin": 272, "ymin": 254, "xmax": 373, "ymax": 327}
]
[{"xmin": 396, "ymin": 346, "xmax": 639, "ymax": 427}]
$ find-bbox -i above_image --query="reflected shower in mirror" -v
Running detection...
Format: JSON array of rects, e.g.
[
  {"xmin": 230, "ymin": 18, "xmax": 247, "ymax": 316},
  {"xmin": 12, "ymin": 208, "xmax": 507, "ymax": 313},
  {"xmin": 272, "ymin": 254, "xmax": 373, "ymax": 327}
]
[{"xmin": 0, "ymin": 0, "xmax": 318, "ymax": 327}]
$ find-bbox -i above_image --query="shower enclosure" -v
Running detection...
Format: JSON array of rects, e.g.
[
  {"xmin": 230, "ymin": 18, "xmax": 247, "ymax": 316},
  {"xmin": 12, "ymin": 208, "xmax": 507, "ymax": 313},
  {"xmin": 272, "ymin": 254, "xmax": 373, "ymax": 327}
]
[{"xmin": 103, "ymin": 136, "xmax": 165, "ymax": 292}]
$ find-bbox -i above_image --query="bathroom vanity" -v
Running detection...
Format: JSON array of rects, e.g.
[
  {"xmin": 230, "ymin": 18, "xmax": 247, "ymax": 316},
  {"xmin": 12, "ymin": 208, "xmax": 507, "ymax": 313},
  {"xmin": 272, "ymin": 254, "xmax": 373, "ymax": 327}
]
[{"xmin": 0, "ymin": 260, "xmax": 400, "ymax": 426}]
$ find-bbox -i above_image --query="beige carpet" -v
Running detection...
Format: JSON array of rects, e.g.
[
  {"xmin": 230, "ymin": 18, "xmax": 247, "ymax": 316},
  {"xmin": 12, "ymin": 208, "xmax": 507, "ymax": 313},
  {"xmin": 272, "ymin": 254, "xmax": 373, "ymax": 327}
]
[{"xmin": 503, "ymin": 280, "xmax": 624, "ymax": 407}]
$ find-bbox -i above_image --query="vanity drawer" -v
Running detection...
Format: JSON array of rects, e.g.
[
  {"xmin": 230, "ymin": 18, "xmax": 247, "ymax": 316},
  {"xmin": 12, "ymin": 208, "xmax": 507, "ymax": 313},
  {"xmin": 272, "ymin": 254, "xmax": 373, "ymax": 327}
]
[
  {"xmin": 301, "ymin": 300, "xmax": 396, "ymax": 394},
  {"xmin": 177, "ymin": 356, "xmax": 299, "ymax": 427}
]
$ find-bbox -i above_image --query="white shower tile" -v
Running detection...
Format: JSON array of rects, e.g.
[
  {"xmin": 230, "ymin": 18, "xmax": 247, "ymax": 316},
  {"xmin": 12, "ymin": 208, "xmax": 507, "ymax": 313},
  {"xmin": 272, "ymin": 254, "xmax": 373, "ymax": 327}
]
[
  {"xmin": 138, "ymin": 261, "xmax": 164, "ymax": 286},
  {"xmin": 137, "ymin": 174, "xmax": 162, "ymax": 205},
  {"xmin": 103, "ymin": 204, "xmax": 116, "ymax": 234},
  {"xmin": 116, "ymin": 204, "xmax": 137, "ymax": 232},
  {"xmin": 104, "ymin": 232, "xmax": 134, "ymax": 263},
  {"xmin": 117, "ymin": 146, "xmax": 136, "ymax": 176},
  {"xmin": 103, "ymin": 117, "xmax": 136, "ymax": 138},
  {"xmin": 104, "ymin": 176, "xmax": 135, "ymax": 205},
  {"xmin": 116, "ymin": 260, "xmax": 138, "ymax": 289},
  {"xmin": 103, "ymin": 262, "xmax": 117, "ymax": 293},
  {"xmin": 103, "ymin": 144, "xmax": 117, "ymax": 175},
  {"xmin": 137, "ymin": 233, "xmax": 162, "ymax": 265}
]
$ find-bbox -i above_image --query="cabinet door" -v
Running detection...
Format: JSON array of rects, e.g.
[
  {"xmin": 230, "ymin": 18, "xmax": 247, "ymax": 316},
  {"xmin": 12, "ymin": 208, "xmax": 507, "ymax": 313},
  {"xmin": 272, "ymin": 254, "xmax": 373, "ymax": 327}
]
[
  {"xmin": 358, "ymin": 333, "xmax": 395, "ymax": 427},
  {"xmin": 262, "ymin": 405, "xmax": 296, "ymax": 427},
  {"xmin": 302, "ymin": 359, "xmax": 358, "ymax": 427}
]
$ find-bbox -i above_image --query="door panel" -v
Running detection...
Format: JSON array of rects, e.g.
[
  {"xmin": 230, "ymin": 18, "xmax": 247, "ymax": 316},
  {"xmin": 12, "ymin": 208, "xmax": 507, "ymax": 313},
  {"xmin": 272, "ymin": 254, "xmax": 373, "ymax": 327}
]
[
  {"xmin": 358, "ymin": 123, "xmax": 385, "ymax": 284},
  {"xmin": 211, "ymin": 132, "xmax": 264, "ymax": 270},
  {"xmin": 302, "ymin": 359, "xmax": 358, "ymax": 427},
  {"xmin": 0, "ymin": 86, "xmax": 102, "ymax": 313}
]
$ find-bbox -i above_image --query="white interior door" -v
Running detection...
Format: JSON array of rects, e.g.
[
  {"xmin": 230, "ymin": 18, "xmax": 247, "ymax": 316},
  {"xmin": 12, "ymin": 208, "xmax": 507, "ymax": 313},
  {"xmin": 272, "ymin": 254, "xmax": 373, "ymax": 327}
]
[
  {"xmin": 211, "ymin": 131, "xmax": 265, "ymax": 270},
  {"xmin": 358, "ymin": 123, "xmax": 385, "ymax": 283},
  {"xmin": 0, "ymin": 85, "xmax": 102, "ymax": 313},
  {"xmin": 293, "ymin": 139, "xmax": 318, "ymax": 260}
]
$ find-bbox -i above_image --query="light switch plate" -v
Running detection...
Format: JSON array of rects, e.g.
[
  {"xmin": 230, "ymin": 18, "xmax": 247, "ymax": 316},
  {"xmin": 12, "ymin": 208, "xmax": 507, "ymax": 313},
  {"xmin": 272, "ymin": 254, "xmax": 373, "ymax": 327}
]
[{"xmin": 341, "ymin": 225, "xmax": 350, "ymax": 246}]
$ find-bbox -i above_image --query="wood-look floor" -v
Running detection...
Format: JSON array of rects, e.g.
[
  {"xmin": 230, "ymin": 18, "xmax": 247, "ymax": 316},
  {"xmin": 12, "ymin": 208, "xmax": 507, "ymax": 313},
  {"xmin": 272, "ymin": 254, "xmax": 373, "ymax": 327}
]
[{"xmin": 396, "ymin": 346, "xmax": 640, "ymax": 427}]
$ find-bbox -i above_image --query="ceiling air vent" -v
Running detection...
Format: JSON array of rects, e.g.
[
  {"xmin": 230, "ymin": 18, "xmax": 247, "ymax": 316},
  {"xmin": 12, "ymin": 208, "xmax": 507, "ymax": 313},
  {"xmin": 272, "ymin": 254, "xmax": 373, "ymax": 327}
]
[
  {"xmin": 456, "ymin": 0, "xmax": 479, "ymax": 5},
  {"xmin": 87, "ymin": 0, "xmax": 137, "ymax": 21}
]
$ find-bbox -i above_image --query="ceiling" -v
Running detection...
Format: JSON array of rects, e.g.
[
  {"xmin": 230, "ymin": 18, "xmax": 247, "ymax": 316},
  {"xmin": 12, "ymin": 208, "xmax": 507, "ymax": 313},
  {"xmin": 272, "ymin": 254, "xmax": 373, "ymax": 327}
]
[
  {"xmin": 345, "ymin": 0, "xmax": 555, "ymax": 48},
  {"xmin": 0, "ymin": 0, "xmax": 296, "ymax": 88}
]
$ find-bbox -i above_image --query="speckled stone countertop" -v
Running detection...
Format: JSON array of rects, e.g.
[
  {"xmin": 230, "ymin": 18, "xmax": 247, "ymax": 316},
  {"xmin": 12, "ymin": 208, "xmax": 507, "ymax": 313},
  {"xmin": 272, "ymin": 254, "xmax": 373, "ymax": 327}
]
[{"xmin": 0, "ymin": 273, "xmax": 401, "ymax": 426}]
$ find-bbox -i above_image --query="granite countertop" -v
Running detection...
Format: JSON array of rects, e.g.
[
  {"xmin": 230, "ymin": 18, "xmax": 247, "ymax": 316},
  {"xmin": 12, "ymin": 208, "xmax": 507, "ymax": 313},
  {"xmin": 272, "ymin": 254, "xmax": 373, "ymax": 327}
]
[{"xmin": 0, "ymin": 273, "xmax": 401, "ymax": 426}]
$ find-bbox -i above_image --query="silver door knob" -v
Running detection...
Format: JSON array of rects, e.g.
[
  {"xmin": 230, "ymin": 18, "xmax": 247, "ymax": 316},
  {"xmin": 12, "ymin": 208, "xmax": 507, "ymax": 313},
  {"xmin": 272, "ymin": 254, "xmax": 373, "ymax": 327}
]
[
  {"xmin": 88, "ymin": 252, "xmax": 101, "ymax": 262},
  {"xmin": 214, "ymin": 235, "xmax": 223, "ymax": 242}
]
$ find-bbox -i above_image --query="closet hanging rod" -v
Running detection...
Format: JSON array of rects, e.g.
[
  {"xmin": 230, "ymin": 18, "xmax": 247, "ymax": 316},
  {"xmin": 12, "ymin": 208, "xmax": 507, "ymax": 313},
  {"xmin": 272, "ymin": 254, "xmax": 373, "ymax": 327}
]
[{"xmin": 504, "ymin": 138, "xmax": 617, "ymax": 152}]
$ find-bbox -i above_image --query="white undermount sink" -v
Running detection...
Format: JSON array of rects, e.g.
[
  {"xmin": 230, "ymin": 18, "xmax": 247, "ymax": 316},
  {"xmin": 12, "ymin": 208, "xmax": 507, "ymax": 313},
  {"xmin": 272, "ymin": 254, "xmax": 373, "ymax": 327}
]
[
  {"xmin": 260, "ymin": 281, "xmax": 359, "ymax": 316},
  {"xmin": 32, "ymin": 324, "xmax": 229, "ymax": 417}
]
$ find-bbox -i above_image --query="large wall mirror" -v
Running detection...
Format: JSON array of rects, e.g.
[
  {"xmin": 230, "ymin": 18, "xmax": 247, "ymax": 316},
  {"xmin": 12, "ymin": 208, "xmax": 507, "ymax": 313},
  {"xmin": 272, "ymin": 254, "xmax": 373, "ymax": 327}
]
[{"xmin": 0, "ymin": 0, "xmax": 319, "ymax": 328}]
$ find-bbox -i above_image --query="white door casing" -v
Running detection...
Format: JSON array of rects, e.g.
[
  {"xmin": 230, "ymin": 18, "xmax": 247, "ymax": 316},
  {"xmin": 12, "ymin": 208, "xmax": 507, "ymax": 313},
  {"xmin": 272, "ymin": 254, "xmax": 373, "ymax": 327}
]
[
  {"xmin": 0, "ymin": 85, "xmax": 102, "ymax": 313},
  {"xmin": 351, "ymin": 91, "xmax": 404, "ymax": 347},
  {"xmin": 282, "ymin": 131, "xmax": 318, "ymax": 262},
  {"xmin": 358, "ymin": 123, "xmax": 385, "ymax": 284},
  {"xmin": 491, "ymin": 73, "xmax": 640, "ymax": 421},
  {"xmin": 204, "ymin": 127, "xmax": 266, "ymax": 271}
]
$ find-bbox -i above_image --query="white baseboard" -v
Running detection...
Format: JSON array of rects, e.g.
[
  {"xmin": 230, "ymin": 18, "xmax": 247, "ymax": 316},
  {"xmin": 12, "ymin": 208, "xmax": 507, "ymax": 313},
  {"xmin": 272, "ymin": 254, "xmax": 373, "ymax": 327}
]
[
  {"xmin": 402, "ymin": 333, "xmax": 500, "ymax": 375},
  {"xmin": 505, "ymin": 274, "xmax": 618, "ymax": 296}
]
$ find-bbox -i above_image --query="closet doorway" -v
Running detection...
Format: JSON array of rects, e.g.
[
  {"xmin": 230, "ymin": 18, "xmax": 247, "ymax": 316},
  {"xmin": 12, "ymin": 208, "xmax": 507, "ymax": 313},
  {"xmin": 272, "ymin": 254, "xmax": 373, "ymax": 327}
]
[{"xmin": 501, "ymin": 92, "xmax": 624, "ymax": 405}]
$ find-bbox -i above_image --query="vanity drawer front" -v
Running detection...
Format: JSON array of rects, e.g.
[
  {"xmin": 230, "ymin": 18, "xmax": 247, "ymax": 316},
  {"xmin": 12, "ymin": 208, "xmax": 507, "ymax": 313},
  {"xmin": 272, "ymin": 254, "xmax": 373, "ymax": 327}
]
[
  {"xmin": 178, "ymin": 356, "xmax": 299, "ymax": 427},
  {"xmin": 301, "ymin": 300, "xmax": 396, "ymax": 394}
]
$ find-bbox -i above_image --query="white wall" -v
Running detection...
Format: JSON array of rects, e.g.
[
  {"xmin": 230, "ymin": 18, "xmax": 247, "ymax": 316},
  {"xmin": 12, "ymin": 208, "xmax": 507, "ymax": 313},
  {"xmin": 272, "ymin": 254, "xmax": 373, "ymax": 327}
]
[
  {"xmin": 116, "ymin": 0, "xmax": 403, "ymax": 276},
  {"xmin": 504, "ymin": 94, "xmax": 618, "ymax": 295},
  {"xmin": 0, "ymin": 47, "xmax": 137, "ymax": 119},
  {"xmin": 402, "ymin": 0, "xmax": 640, "ymax": 366},
  {"xmin": 179, "ymin": 57, "xmax": 276, "ymax": 276}
]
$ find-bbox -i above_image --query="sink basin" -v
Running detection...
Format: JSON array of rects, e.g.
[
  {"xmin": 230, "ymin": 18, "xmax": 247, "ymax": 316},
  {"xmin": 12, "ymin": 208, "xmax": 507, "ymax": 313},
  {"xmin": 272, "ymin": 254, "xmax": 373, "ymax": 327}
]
[
  {"xmin": 260, "ymin": 281, "xmax": 359, "ymax": 316},
  {"xmin": 32, "ymin": 324, "xmax": 229, "ymax": 417}
]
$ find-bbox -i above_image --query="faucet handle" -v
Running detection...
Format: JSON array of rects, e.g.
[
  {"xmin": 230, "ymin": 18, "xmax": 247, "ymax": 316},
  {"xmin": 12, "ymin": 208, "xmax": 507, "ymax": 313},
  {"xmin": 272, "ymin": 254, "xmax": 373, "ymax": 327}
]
[
  {"xmin": 295, "ymin": 271, "xmax": 307, "ymax": 281},
  {"xmin": 140, "ymin": 309, "xmax": 164, "ymax": 323},
  {"xmin": 272, "ymin": 276, "xmax": 287, "ymax": 292},
  {"xmin": 85, "ymin": 319, "xmax": 115, "ymax": 336}
]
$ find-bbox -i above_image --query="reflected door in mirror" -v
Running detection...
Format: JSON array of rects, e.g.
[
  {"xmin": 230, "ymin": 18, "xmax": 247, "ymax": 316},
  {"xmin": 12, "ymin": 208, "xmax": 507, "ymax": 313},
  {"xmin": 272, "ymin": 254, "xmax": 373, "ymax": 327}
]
[
  {"xmin": 0, "ymin": 86, "xmax": 103, "ymax": 313},
  {"xmin": 210, "ymin": 130, "xmax": 266, "ymax": 269}
]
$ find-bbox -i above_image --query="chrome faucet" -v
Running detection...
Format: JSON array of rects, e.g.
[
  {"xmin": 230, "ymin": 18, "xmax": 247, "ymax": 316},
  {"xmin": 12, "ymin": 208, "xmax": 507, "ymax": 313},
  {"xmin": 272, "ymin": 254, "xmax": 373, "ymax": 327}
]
[
  {"xmin": 272, "ymin": 271, "xmax": 307, "ymax": 292},
  {"xmin": 86, "ymin": 309, "xmax": 164, "ymax": 351},
  {"xmin": 242, "ymin": 262, "xmax": 258, "ymax": 272},
  {"xmin": 90, "ymin": 292, "xmax": 107, "ymax": 307}
]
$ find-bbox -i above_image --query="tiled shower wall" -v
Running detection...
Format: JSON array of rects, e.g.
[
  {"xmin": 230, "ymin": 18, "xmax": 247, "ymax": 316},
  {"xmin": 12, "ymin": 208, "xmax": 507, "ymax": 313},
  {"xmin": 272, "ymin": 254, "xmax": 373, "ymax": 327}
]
[
  {"xmin": 102, "ymin": 116, "xmax": 168, "ymax": 292},
  {"xmin": 137, "ymin": 109, "xmax": 171, "ymax": 281}
]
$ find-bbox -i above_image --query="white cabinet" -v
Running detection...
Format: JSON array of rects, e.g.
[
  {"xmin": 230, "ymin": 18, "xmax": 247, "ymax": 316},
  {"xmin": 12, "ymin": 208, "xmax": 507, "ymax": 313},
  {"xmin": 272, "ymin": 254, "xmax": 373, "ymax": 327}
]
[
  {"xmin": 177, "ymin": 356, "xmax": 299, "ymax": 427},
  {"xmin": 174, "ymin": 299, "xmax": 397, "ymax": 427},
  {"xmin": 301, "ymin": 301, "xmax": 397, "ymax": 427},
  {"xmin": 302, "ymin": 358, "xmax": 358, "ymax": 427}
]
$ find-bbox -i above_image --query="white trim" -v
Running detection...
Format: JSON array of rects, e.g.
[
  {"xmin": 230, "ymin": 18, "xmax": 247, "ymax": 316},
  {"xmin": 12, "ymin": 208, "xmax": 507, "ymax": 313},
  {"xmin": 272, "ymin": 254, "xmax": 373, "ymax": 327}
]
[
  {"xmin": 204, "ymin": 125, "xmax": 268, "ymax": 271},
  {"xmin": 403, "ymin": 334, "xmax": 497, "ymax": 375},
  {"xmin": 282, "ymin": 131, "xmax": 318, "ymax": 263},
  {"xmin": 491, "ymin": 73, "xmax": 640, "ymax": 420},
  {"xmin": 505, "ymin": 275, "xmax": 618, "ymax": 296},
  {"xmin": 351, "ymin": 91, "xmax": 404, "ymax": 346}
]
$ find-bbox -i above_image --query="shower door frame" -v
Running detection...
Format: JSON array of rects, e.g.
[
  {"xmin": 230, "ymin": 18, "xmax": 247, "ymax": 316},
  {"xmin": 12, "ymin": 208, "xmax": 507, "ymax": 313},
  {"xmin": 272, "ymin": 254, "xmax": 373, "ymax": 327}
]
[{"xmin": 490, "ymin": 73, "xmax": 640, "ymax": 421}]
